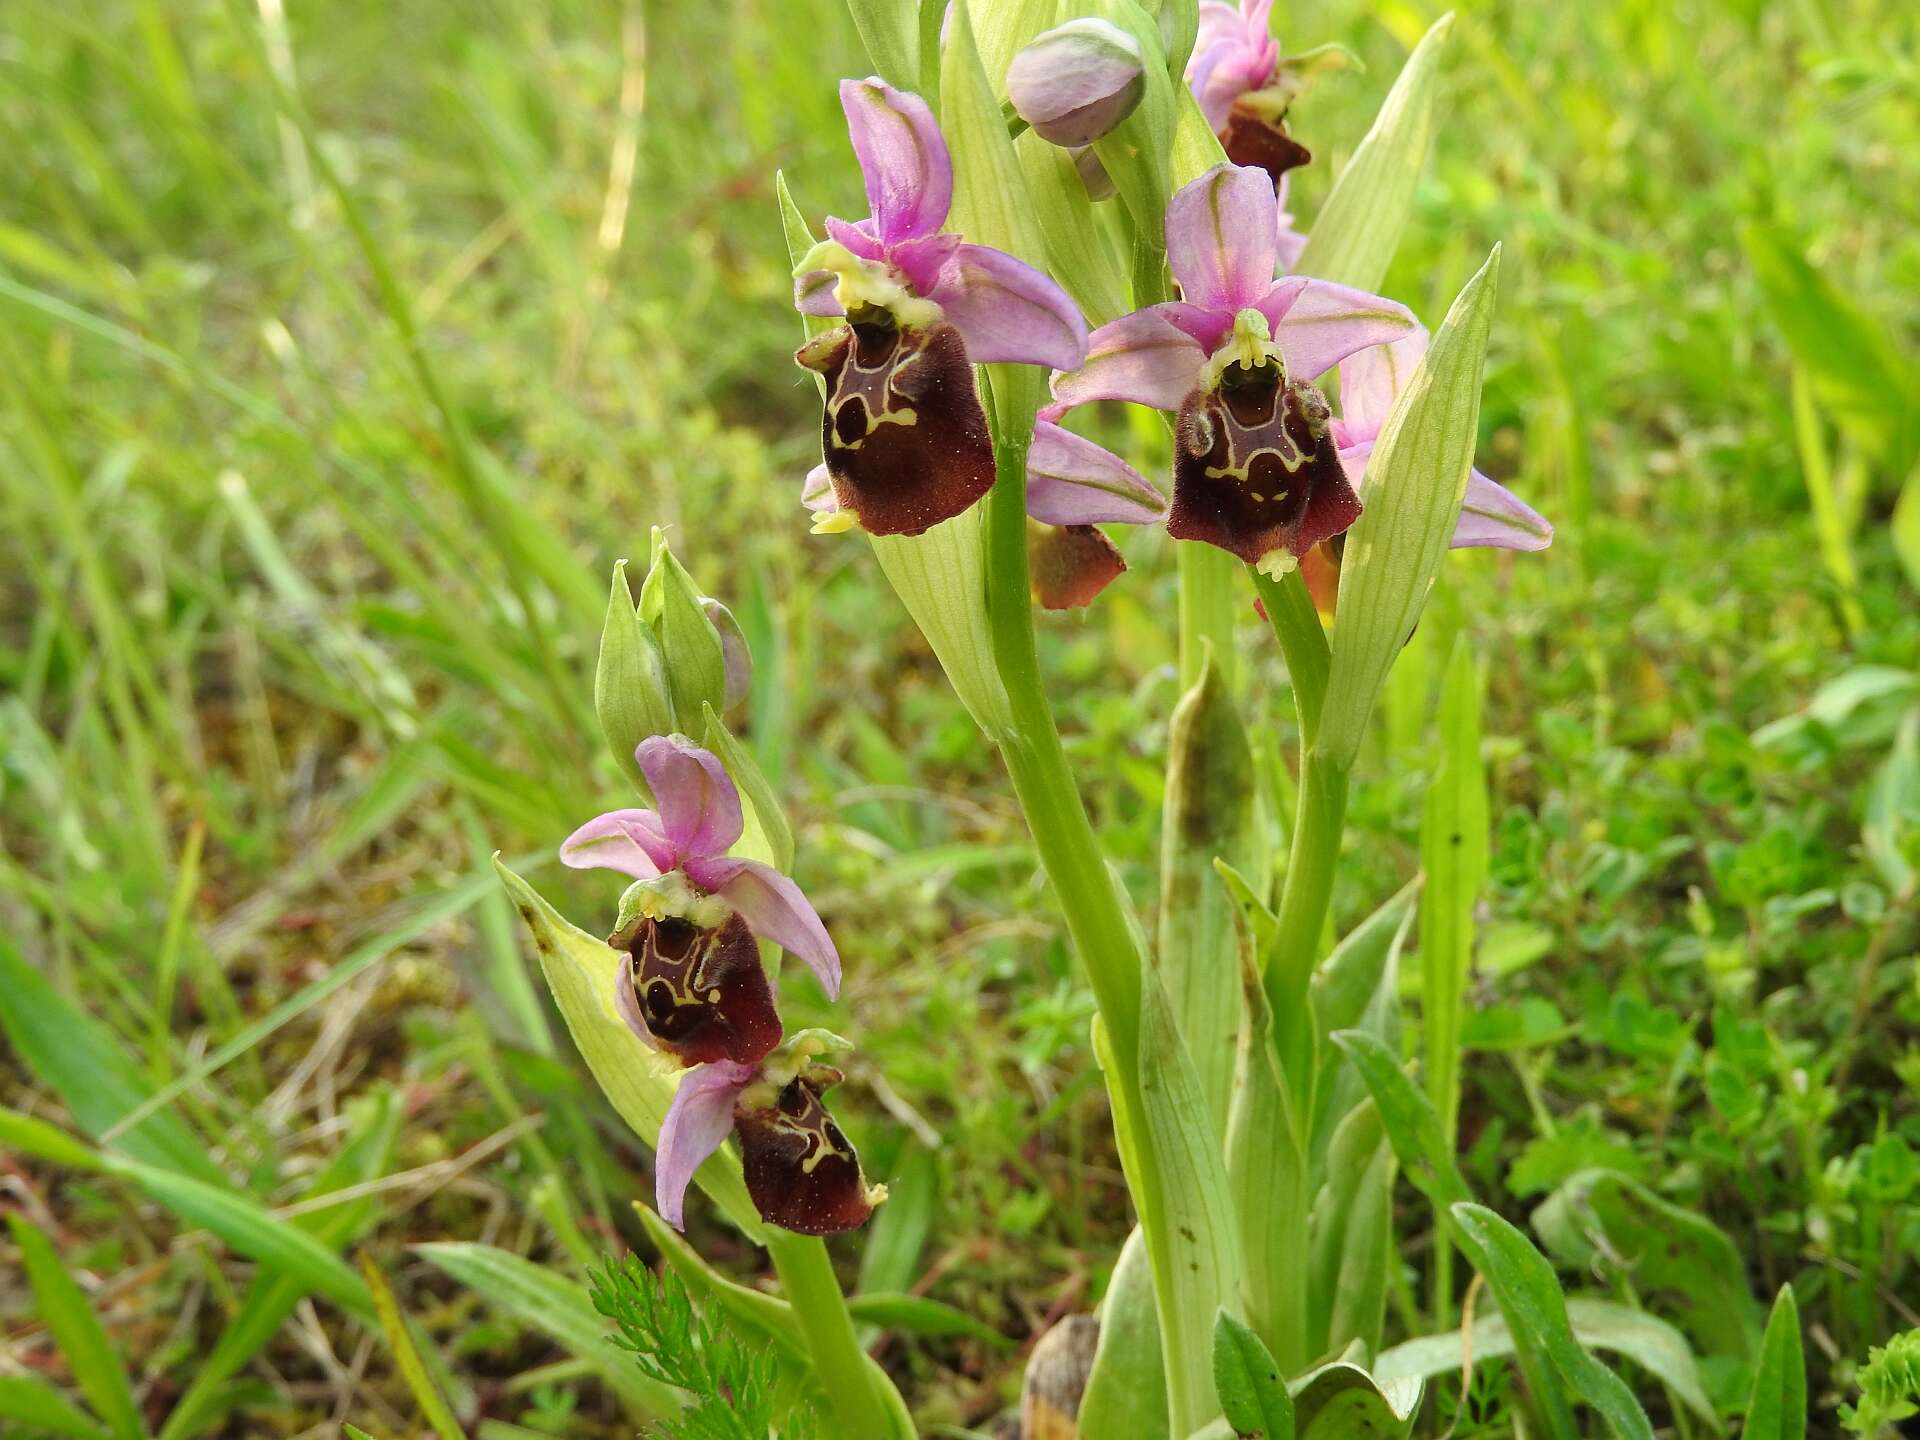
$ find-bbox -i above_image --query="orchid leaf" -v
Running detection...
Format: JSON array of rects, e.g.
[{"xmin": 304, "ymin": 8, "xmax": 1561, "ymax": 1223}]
[
  {"xmin": 1079, "ymin": 1226, "xmax": 1171, "ymax": 1440},
  {"xmin": 1420, "ymin": 639, "xmax": 1486, "ymax": 1143},
  {"xmin": 702, "ymin": 702, "xmax": 793, "ymax": 872},
  {"xmin": 1292, "ymin": 1363, "xmax": 1423, "ymax": 1440},
  {"xmin": 1161, "ymin": 648, "xmax": 1261, "ymax": 1135},
  {"xmin": 1306, "ymin": 1100, "xmax": 1395, "ymax": 1361},
  {"xmin": 1329, "ymin": 1029, "xmax": 1470, "ymax": 1213},
  {"xmin": 1293, "ymin": 14, "xmax": 1453, "ymax": 292},
  {"xmin": 1452, "ymin": 1203, "xmax": 1652, "ymax": 1440},
  {"xmin": 1138, "ymin": 971, "xmax": 1247, "ymax": 1436},
  {"xmin": 596, "ymin": 559, "xmax": 672, "ymax": 794},
  {"xmin": 1017, "ymin": 129, "xmax": 1131, "ymax": 325},
  {"xmin": 869, "ymin": 512, "xmax": 1014, "ymax": 737},
  {"xmin": 843, "ymin": 0, "xmax": 920, "ymax": 92},
  {"xmin": 493, "ymin": 857, "xmax": 766, "ymax": 1239},
  {"xmin": 1376, "ymin": 1298, "xmax": 1720, "ymax": 1430},
  {"xmin": 1224, "ymin": 877, "xmax": 1308, "ymax": 1370},
  {"xmin": 1742, "ymin": 1286, "xmax": 1806, "ymax": 1440},
  {"xmin": 1320, "ymin": 248, "xmax": 1500, "ymax": 771},
  {"xmin": 1309, "ymin": 885, "xmax": 1415, "ymax": 1185},
  {"xmin": 1212, "ymin": 1310, "xmax": 1295, "ymax": 1440}
]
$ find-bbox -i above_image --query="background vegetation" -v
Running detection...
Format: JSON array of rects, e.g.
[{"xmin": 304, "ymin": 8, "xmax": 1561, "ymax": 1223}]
[{"xmin": 2, "ymin": 0, "xmax": 1916, "ymax": 1435}]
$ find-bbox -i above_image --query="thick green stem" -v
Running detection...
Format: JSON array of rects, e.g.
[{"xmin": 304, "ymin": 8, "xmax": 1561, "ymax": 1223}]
[
  {"xmin": 1178, "ymin": 543, "xmax": 1240, "ymax": 690},
  {"xmin": 766, "ymin": 1234, "xmax": 905, "ymax": 1439},
  {"xmin": 983, "ymin": 371, "xmax": 1146, "ymax": 1065},
  {"xmin": 1253, "ymin": 568, "xmax": 1346, "ymax": 1101}
]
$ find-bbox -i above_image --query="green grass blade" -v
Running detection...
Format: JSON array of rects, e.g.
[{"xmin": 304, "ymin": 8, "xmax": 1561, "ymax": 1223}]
[
  {"xmin": 0, "ymin": 1376, "xmax": 115, "ymax": 1440},
  {"xmin": 414, "ymin": 1242, "xmax": 678, "ymax": 1418},
  {"xmin": 359, "ymin": 1253, "xmax": 466, "ymax": 1440},
  {"xmin": 7, "ymin": 1215, "xmax": 150, "ymax": 1440}
]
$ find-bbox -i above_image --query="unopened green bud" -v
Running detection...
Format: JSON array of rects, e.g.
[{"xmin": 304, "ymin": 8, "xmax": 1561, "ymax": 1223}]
[
  {"xmin": 638, "ymin": 528, "xmax": 727, "ymax": 728},
  {"xmin": 1007, "ymin": 19, "xmax": 1147, "ymax": 148},
  {"xmin": 596, "ymin": 560, "xmax": 674, "ymax": 793}
]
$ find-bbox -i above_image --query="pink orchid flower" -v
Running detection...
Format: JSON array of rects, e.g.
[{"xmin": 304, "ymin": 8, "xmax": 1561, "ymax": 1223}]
[
  {"xmin": 1050, "ymin": 164, "xmax": 1414, "ymax": 572},
  {"xmin": 793, "ymin": 79, "xmax": 1090, "ymax": 538}
]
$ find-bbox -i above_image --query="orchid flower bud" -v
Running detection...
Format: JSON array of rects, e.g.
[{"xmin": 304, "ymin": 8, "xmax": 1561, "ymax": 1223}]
[
  {"xmin": 699, "ymin": 597, "xmax": 753, "ymax": 713},
  {"xmin": 1007, "ymin": 19, "xmax": 1147, "ymax": 148},
  {"xmin": 638, "ymin": 528, "xmax": 727, "ymax": 725}
]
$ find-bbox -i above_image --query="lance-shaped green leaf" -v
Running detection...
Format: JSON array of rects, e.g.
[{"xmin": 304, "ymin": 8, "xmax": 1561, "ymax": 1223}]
[
  {"xmin": 596, "ymin": 559, "xmax": 673, "ymax": 793},
  {"xmin": 1330, "ymin": 1029, "xmax": 1470, "ymax": 1213},
  {"xmin": 1420, "ymin": 640, "xmax": 1485, "ymax": 1143},
  {"xmin": 1292, "ymin": 15, "xmax": 1452, "ymax": 292},
  {"xmin": 1212, "ymin": 1310, "xmax": 1295, "ymax": 1440},
  {"xmin": 1224, "ymin": 877, "xmax": 1308, "ymax": 1371},
  {"xmin": 1308, "ymin": 884, "xmax": 1416, "ymax": 1184},
  {"xmin": 1742, "ymin": 1286, "xmax": 1805, "ymax": 1440},
  {"xmin": 1306, "ymin": 1100, "xmax": 1395, "ymax": 1361},
  {"xmin": 1161, "ymin": 648, "xmax": 1261, "ymax": 1136},
  {"xmin": 8, "ymin": 1215, "xmax": 148, "ymax": 1440},
  {"xmin": 843, "ymin": 0, "xmax": 920, "ymax": 91},
  {"xmin": 639, "ymin": 528, "xmax": 727, "ymax": 729},
  {"xmin": 1137, "ymin": 973, "xmax": 1247, "ymax": 1436},
  {"xmin": 360, "ymin": 1253, "xmax": 464, "ymax": 1440},
  {"xmin": 1079, "ymin": 1227, "xmax": 1171, "ymax": 1440},
  {"xmin": 1320, "ymin": 248, "xmax": 1500, "ymax": 772},
  {"xmin": 1531, "ymin": 1168, "xmax": 1761, "ymax": 1363},
  {"xmin": 414, "ymin": 1243, "xmax": 677, "ymax": 1417},
  {"xmin": 1017, "ymin": 129, "xmax": 1131, "ymax": 326},
  {"xmin": 493, "ymin": 857, "xmax": 765, "ymax": 1240},
  {"xmin": 1376, "ymin": 1298, "xmax": 1719, "ymax": 1430},
  {"xmin": 1292, "ymin": 1363, "xmax": 1423, "ymax": 1440},
  {"xmin": 869, "ymin": 513, "xmax": 1014, "ymax": 737},
  {"xmin": 1452, "ymin": 1204, "xmax": 1652, "ymax": 1440}
]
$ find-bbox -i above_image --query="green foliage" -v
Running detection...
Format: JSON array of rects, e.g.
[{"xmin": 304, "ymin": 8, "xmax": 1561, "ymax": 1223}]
[
  {"xmin": 589, "ymin": 1256, "xmax": 820, "ymax": 1440},
  {"xmin": 1841, "ymin": 1329, "xmax": 1920, "ymax": 1437},
  {"xmin": 1211, "ymin": 1309, "xmax": 1295, "ymax": 1440},
  {"xmin": 1744, "ymin": 1287, "xmax": 1806, "ymax": 1440}
]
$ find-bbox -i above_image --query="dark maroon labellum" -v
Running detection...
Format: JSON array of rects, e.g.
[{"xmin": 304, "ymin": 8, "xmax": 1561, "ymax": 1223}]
[
  {"xmin": 616, "ymin": 913, "xmax": 781, "ymax": 1068},
  {"xmin": 1220, "ymin": 99, "xmax": 1312, "ymax": 186},
  {"xmin": 1167, "ymin": 364, "xmax": 1361, "ymax": 567},
  {"xmin": 735, "ymin": 1070, "xmax": 877, "ymax": 1235},
  {"xmin": 1029, "ymin": 521, "xmax": 1126, "ymax": 610},
  {"xmin": 796, "ymin": 317, "xmax": 995, "ymax": 537}
]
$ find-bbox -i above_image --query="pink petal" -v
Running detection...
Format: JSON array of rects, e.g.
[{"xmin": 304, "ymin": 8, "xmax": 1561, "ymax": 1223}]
[
  {"xmin": 1337, "ymin": 327, "xmax": 1427, "ymax": 435},
  {"xmin": 926, "ymin": 243, "xmax": 1089, "ymax": 371},
  {"xmin": 1027, "ymin": 421, "xmax": 1166, "ymax": 526},
  {"xmin": 635, "ymin": 735, "xmax": 743, "ymax": 863},
  {"xmin": 1260, "ymin": 276, "xmax": 1417, "ymax": 382},
  {"xmin": 612, "ymin": 953, "xmax": 659, "ymax": 1051},
  {"xmin": 794, "ymin": 269, "xmax": 845, "ymax": 317},
  {"xmin": 559, "ymin": 808, "xmax": 673, "ymax": 879},
  {"xmin": 823, "ymin": 216, "xmax": 886, "ymax": 262},
  {"xmin": 888, "ymin": 231, "xmax": 963, "ymax": 296},
  {"xmin": 1454, "ymin": 469, "xmax": 1553, "ymax": 551},
  {"xmin": 801, "ymin": 463, "xmax": 839, "ymax": 515},
  {"xmin": 655, "ymin": 1060, "xmax": 756, "ymax": 1229},
  {"xmin": 1049, "ymin": 303, "xmax": 1207, "ymax": 413},
  {"xmin": 1184, "ymin": 35, "xmax": 1242, "ymax": 133},
  {"xmin": 687, "ymin": 856, "xmax": 841, "ymax": 1000},
  {"xmin": 1165, "ymin": 164, "xmax": 1280, "ymax": 313},
  {"xmin": 840, "ymin": 77, "xmax": 951, "ymax": 245}
]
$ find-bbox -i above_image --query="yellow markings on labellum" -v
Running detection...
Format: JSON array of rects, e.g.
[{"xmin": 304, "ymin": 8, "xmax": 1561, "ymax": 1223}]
[
  {"xmin": 793, "ymin": 239, "xmax": 941, "ymax": 331},
  {"xmin": 827, "ymin": 336, "xmax": 924, "ymax": 452}
]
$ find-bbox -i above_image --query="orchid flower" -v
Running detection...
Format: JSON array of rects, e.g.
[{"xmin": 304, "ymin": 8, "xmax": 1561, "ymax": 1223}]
[
  {"xmin": 793, "ymin": 79, "xmax": 1090, "ymax": 537},
  {"xmin": 1333, "ymin": 330, "xmax": 1554, "ymax": 552},
  {"xmin": 804, "ymin": 419, "xmax": 1165, "ymax": 609},
  {"xmin": 561, "ymin": 735, "xmax": 838, "ymax": 1068},
  {"xmin": 1050, "ymin": 164, "xmax": 1415, "ymax": 574},
  {"xmin": 1186, "ymin": 0, "xmax": 1311, "ymax": 186},
  {"xmin": 655, "ymin": 1052, "xmax": 885, "ymax": 1235}
]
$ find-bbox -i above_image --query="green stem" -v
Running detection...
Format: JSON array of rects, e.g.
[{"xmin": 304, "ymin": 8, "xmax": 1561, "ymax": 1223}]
[
  {"xmin": 983, "ymin": 369, "xmax": 1145, "ymax": 1066},
  {"xmin": 1178, "ymin": 543, "xmax": 1240, "ymax": 690},
  {"xmin": 765, "ymin": 1235, "xmax": 905, "ymax": 1439},
  {"xmin": 1253, "ymin": 567, "xmax": 1347, "ymax": 1100}
]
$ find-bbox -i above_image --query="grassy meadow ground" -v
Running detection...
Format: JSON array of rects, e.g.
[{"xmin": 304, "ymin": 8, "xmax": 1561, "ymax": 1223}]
[{"xmin": 2, "ymin": 0, "xmax": 1918, "ymax": 1435}]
